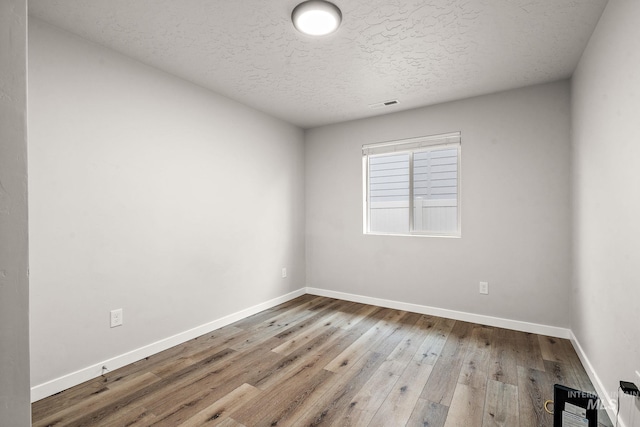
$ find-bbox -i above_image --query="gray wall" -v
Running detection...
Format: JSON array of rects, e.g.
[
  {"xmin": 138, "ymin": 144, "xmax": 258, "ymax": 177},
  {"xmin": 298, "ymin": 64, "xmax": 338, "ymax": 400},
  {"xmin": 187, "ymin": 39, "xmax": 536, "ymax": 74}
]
[
  {"xmin": 28, "ymin": 20, "xmax": 305, "ymax": 387},
  {"xmin": 572, "ymin": 1, "xmax": 640, "ymax": 425},
  {"xmin": 305, "ymin": 81, "xmax": 572, "ymax": 328},
  {"xmin": 0, "ymin": 0, "xmax": 31, "ymax": 424}
]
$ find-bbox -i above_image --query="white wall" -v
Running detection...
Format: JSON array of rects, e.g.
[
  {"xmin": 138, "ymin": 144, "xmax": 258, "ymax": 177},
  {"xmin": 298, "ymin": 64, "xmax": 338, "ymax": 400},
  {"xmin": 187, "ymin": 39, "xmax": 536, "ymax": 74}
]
[
  {"xmin": 306, "ymin": 81, "xmax": 572, "ymax": 328},
  {"xmin": 572, "ymin": 1, "xmax": 640, "ymax": 425},
  {"xmin": 0, "ymin": 0, "xmax": 31, "ymax": 424},
  {"xmin": 28, "ymin": 19, "xmax": 305, "ymax": 389}
]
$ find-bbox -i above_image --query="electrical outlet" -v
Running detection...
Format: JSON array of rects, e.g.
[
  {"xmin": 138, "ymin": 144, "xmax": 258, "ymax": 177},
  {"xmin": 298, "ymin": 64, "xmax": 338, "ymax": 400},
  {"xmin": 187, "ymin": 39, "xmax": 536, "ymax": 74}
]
[
  {"xmin": 479, "ymin": 281, "xmax": 489, "ymax": 295},
  {"xmin": 282, "ymin": 267, "xmax": 287, "ymax": 278},
  {"xmin": 110, "ymin": 308, "xmax": 123, "ymax": 328}
]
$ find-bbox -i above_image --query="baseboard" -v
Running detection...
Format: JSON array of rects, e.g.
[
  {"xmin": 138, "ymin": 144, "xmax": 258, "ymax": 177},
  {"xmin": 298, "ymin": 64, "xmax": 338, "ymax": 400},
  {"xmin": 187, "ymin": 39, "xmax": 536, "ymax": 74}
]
[
  {"xmin": 569, "ymin": 331, "xmax": 621, "ymax": 427},
  {"xmin": 30, "ymin": 286, "xmax": 579, "ymax": 403},
  {"xmin": 30, "ymin": 288, "xmax": 306, "ymax": 402},
  {"xmin": 306, "ymin": 287, "xmax": 626, "ymax": 422},
  {"xmin": 305, "ymin": 287, "xmax": 572, "ymax": 339}
]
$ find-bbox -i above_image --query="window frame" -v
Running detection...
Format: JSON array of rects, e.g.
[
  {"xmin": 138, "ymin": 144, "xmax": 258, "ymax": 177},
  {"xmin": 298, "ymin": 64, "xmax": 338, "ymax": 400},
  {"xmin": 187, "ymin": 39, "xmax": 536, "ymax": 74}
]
[{"xmin": 362, "ymin": 132, "xmax": 462, "ymax": 238}]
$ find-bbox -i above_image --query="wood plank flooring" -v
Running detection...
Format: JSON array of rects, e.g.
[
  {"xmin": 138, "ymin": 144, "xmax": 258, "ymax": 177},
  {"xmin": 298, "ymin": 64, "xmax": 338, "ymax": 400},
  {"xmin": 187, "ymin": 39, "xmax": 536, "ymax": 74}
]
[{"xmin": 32, "ymin": 295, "xmax": 613, "ymax": 426}]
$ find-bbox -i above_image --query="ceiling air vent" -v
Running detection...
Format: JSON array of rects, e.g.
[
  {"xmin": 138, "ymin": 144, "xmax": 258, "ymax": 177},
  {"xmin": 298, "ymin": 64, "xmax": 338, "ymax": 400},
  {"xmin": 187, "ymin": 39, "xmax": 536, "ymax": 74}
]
[{"xmin": 368, "ymin": 99, "xmax": 399, "ymax": 109}]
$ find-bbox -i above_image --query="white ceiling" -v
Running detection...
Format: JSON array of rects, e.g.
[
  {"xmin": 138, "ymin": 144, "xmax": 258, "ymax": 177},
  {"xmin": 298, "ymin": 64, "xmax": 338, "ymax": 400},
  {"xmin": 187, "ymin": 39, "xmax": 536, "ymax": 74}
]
[{"xmin": 29, "ymin": 0, "xmax": 608, "ymax": 128}]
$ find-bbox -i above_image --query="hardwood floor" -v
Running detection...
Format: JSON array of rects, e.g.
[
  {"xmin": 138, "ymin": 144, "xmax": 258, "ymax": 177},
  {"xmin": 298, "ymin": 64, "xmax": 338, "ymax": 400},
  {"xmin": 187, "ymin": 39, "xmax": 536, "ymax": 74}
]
[{"xmin": 32, "ymin": 295, "xmax": 613, "ymax": 426}]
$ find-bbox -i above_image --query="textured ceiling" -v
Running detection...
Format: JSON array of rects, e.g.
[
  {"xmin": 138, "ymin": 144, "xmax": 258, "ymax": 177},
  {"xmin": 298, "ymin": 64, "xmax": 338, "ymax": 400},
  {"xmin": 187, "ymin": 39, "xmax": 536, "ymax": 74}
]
[{"xmin": 29, "ymin": 0, "xmax": 607, "ymax": 128}]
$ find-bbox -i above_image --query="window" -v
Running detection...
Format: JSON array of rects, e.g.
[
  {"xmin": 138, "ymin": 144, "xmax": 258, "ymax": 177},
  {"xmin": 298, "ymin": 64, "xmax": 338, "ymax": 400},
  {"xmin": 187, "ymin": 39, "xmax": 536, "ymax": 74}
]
[{"xmin": 363, "ymin": 132, "xmax": 461, "ymax": 237}]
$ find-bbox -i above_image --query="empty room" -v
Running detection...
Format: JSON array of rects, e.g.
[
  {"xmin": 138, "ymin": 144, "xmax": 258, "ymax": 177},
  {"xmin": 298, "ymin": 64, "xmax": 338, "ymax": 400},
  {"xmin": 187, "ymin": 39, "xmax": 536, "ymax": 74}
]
[{"xmin": 2, "ymin": 0, "xmax": 640, "ymax": 426}]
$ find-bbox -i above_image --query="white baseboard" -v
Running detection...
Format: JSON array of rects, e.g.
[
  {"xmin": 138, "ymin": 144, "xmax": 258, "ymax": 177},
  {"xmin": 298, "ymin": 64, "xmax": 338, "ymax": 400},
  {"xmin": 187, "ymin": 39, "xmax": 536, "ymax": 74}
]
[
  {"xmin": 305, "ymin": 287, "xmax": 572, "ymax": 339},
  {"xmin": 30, "ymin": 288, "xmax": 306, "ymax": 402},
  {"xmin": 307, "ymin": 287, "xmax": 627, "ymax": 423},
  {"xmin": 30, "ymin": 286, "xmax": 583, "ymax": 405},
  {"xmin": 570, "ymin": 331, "xmax": 622, "ymax": 427}
]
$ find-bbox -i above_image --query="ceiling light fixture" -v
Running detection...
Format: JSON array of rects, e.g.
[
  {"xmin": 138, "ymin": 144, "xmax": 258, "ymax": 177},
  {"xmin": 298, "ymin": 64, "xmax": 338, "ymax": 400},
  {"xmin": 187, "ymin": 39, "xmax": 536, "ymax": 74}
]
[{"xmin": 292, "ymin": 0, "xmax": 342, "ymax": 36}]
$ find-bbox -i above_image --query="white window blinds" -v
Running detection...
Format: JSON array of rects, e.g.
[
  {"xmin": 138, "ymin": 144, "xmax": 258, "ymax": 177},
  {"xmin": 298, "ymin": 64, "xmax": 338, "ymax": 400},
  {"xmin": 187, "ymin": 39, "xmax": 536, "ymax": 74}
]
[
  {"xmin": 362, "ymin": 132, "xmax": 461, "ymax": 156},
  {"xmin": 363, "ymin": 132, "xmax": 461, "ymax": 237}
]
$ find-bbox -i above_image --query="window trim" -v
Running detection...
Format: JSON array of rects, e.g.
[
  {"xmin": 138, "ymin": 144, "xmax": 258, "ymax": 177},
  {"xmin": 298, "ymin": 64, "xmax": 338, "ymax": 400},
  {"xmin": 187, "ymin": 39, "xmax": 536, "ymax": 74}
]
[{"xmin": 362, "ymin": 132, "xmax": 462, "ymax": 238}]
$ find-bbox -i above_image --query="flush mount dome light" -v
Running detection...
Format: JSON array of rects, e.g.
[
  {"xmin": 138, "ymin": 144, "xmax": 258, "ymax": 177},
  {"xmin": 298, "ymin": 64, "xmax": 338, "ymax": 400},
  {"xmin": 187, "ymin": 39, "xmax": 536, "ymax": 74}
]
[{"xmin": 292, "ymin": 0, "xmax": 342, "ymax": 36}]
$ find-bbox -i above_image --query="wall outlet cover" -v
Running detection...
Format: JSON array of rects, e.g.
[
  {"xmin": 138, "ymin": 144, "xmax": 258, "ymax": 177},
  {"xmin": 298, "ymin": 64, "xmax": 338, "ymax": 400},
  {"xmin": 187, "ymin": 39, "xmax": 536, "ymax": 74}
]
[
  {"xmin": 479, "ymin": 281, "xmax": 489, "ymax": 295},
  {"xmin": 110, "ymin": 308, "xmax": 123, "ymax": 328}
]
